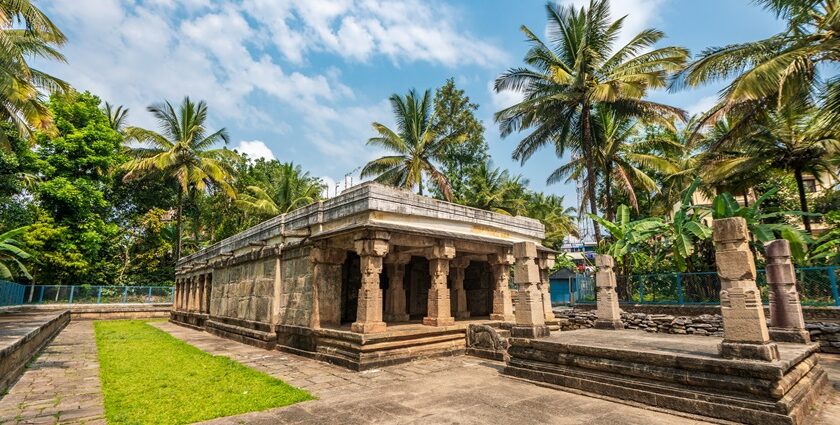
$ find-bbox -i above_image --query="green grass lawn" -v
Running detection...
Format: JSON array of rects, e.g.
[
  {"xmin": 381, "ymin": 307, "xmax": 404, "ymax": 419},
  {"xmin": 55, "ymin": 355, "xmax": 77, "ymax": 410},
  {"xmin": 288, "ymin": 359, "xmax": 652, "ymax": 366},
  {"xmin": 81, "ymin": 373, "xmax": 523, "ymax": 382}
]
[{"xmin": 94, "ymin": 320, "xmax": 313, "ymax": 425}]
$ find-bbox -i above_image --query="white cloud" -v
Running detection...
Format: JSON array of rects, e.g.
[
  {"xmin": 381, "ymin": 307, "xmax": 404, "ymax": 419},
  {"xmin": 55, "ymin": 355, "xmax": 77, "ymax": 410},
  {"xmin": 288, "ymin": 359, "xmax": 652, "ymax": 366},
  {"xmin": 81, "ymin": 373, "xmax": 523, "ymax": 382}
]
[
  {"xmin": 487, "ymin": 80, "xmax": 523, "ymax": 111},
  {"xmin": 235, "ymin": 140, "xmax": 276, "ymax": 161},
  {"xmin": 556, "ymin": 0, "xmax": 664, "ymax": 48}
]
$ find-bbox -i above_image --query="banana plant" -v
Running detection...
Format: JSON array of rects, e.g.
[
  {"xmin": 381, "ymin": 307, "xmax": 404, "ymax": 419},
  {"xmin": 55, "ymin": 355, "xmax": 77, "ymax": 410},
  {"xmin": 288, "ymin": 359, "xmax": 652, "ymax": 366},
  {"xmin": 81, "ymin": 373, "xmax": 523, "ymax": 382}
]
[
  {"xmin": 664, "ymin": 178, "xmax": 712, "ymax": 272},
  {"xmin": 711, "ymin": 186, "xmax": 813, "ymax": 261},
  {"xmin": 590, "ymin": 204, "xmax": 665, "ymax": 273}
]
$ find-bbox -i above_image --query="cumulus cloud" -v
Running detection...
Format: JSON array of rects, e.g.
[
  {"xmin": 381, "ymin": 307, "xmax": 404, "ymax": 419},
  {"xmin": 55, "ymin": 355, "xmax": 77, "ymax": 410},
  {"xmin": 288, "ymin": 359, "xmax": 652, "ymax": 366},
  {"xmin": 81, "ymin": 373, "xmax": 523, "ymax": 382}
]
[
  {"xmin": 686, "ymin": 95, "xmax": 719, "ymax": 117},
  {"xmin": 235, "ymin": 140, "xmax": 276, "ymax": 161}
]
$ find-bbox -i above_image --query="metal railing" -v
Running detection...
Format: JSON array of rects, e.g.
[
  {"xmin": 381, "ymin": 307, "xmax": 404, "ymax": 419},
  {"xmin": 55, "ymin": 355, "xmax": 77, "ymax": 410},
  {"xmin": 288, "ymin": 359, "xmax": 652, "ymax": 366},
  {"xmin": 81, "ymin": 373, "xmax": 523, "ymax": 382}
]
[
  {"xmin": 571, "ymin": 266, "xmax": 840, "ymax": 307},
  {"xmin": 0, "ymin": 283, "xmax": 175, "ymax": 307}
]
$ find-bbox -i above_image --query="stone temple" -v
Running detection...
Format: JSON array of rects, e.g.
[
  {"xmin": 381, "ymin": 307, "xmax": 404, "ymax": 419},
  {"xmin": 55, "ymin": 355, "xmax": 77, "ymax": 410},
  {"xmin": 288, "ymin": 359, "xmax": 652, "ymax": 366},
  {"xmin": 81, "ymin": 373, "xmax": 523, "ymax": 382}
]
[{"xmin": 171, "ymin": 182, "xmax": 556, "ymax": 370}]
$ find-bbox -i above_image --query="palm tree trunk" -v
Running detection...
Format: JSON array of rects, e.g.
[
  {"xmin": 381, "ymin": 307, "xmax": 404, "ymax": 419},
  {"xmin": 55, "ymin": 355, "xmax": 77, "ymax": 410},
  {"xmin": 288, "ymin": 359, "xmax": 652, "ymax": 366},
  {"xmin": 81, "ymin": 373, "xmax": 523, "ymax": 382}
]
[
  {"xmin": 581, "ymin": 104, "xmax": 601, "ymax": 243},
  {"xmin": 742, "ymin": 192, "xmax": 749, "ymax": 207},
  {"xmin": 418, "ymin": 178, "xmax": 424, "ymax": 196},
  {"xmin": 793, "ymin": 168, "xmax": 812, "ymax": 233},
  {"xmin": 175, "ymin": 190, "xmax": 183, "ymax": 260},
  {"xmin": 604, "ymin": 162, "xmax": 614, "ymax": 222}
]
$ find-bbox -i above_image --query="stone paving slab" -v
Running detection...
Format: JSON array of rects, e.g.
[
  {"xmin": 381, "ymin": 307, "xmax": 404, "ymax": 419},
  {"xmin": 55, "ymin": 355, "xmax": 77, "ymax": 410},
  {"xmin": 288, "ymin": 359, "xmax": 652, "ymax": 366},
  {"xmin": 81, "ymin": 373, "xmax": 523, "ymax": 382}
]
[
  {"xmin": 0, "ymin": 321, "xmax": 104, "ymax": 425},
  {"xmin": 153, "ymin": 322, "xmax": 715, "ymax": 424},
  {"xmin": 0, "ymin": 311, "xmax": 65, "ymax": 352}
]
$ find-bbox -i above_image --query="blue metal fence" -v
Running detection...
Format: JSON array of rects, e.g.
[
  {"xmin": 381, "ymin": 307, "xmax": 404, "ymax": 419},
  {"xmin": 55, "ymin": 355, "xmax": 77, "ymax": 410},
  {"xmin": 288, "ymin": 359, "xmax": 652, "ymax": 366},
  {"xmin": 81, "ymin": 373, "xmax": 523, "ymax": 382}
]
[
  {"xmin": 0, "ymin": 284, "xmax": 175, "ymax": 307},
  {"xmin": 570, "ymin": 266, "xmax": 840, "ymax": 307}
]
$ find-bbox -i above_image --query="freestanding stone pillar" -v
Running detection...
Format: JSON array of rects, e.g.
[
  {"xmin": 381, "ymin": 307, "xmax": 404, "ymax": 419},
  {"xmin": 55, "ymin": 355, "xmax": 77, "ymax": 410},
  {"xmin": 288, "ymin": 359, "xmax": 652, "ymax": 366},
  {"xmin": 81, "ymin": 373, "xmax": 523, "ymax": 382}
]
[
  {"xmin": 174, "ymin": 280, "xmax": 180, "ymax": 310},
  {"xmin": 189, "ymin": 277, "xmax": 197, "ymax": 312},
  {"xmin": 713, "ymin": 217, "xmax": 779, "ymax": 361},
  {"xmin": 451, "ymin": 257, "xmax": 470, "ymax": 319},
  {"xmin": 489, "ymin": 251, "xmax": 515, "ymax": 322},
  {"xmin": 351, "ymin": 232, "xmax": 390, "ymax": 334},
  {"xmin": 537, "ymin": 254, "xmax": 556, "ymax": 322},
  {"xmin": 424, "ymin": 241, "xmax": 456, "ymax": 327},
  {"xmin": 511, "ymin": 242, "xmax": 550, "ymax": 338},
  {"xmin": 765, "ymin": 239, "xmax": 810, "ymax": 344},
  {"xmin": 594, "ymin": 255, "xmax": 623, "ymax": 330},
  {"xmin": 384, "ymin": 253, "xmax": 411, "ymax": 322}
]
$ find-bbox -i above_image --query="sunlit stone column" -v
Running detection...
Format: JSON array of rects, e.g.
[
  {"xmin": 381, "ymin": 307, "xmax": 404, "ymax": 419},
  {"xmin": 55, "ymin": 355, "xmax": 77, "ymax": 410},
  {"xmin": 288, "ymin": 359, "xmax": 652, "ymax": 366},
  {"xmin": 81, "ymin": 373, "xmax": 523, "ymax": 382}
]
[
  {"xmin": 384, "ymin": 253, "xmax": 411, "ymax": 322},
  {"xmin": 594, "ymin": 255, "xmax": 623, "ymax": 330},
  {"xmin": 766, "ymin": 239, "xmax": 810, "ymax": 343},
  {"xmin": 424, "ymin": 240, "xmax": 456, "ymax": 327},
  {"xmin": 174, "ymin": 280, "xmax": 181, "ymax": 310},
  {"xmin": 489, "ymin": 251, "xmax": 515, "ymax": 322},
  {"xmin": 351, "ymin": 232, "xmax": 389, "ymax": 334},
  {"xmin": 198, "ymin": 275, "xmax": 206, "ymax": 314},
  {"xmin": 537, "ymin": 254, "xmax": 556, "ymax": 322},
  {"xmin": 204, "ymin": 274, "xmax": 212, "ymax": 315},
  {"xmin": 713, "ymin": 217, "xmax": 779, "ymax": 361},
  {"xmin": 511, "ymin": 242, "xmax": 550, "ymax": 338},
  {"xmin": 451, "ymin": 257, "xmax": 470, "ymax": 319}
]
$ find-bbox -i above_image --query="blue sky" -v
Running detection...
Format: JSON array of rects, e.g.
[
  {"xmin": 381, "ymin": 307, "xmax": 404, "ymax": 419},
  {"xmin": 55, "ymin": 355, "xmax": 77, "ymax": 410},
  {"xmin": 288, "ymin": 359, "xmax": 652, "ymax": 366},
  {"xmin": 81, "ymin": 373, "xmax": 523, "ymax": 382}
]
[{"xmin": 36, "ymin": 0, "xmax": 784, "ymax": 207}]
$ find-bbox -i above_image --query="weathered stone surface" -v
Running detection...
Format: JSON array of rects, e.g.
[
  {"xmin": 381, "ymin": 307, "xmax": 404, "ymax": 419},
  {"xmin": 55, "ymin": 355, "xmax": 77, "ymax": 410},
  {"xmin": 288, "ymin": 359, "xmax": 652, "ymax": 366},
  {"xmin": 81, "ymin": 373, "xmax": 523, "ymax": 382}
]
[
  {"xmin": 713, "ymin": 217, "xmax": 777, "ymax": 361},
  {"xmin": 765, "ymin": 239, "xmax": 809, "ymax": 344},
  {"xmin": 0, "ymin": 310, "xmax": 69, "ymax": 395},
  {"xmin": 594, "ymin": 254, "xmax": 623, "ymax": 330},
  {"xmin": 489, "ymin": 251, "xmax": 515, "ymax": 322},
  {"xmin": 466, "ymin": 323, "xmax": 509, "ymax": 361},
  {"xmin": 512, "ymin": 242, "xmax": 548, "ymax": 341}
]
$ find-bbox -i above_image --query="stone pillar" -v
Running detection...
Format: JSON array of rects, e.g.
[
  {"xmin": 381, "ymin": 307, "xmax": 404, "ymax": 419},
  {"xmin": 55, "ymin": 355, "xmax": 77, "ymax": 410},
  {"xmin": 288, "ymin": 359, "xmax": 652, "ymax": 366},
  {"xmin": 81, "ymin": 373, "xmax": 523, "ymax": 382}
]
[
  {"xmin": 384, "ymin": 254, "xmax": 411, "ymax": 322},
  {"xmin": 174, "ymin": 280, "xmax": 180, "ymax": 310},
  {"xmin": 766, "ymin": 239, "xmax": 810, "ymax": 343},
  {"xmin": 351, "ymin": 232, "xmax": 389, "ymax": 334},
  {"xmin": 489, "ymin": 251, "xmax": 515, "ymax": 322},
  {"xmin": 537, "ymin": 254, "xmax": 556, "ymax": 322},
  {"xmin": 204, "ymin": 274, "xmax": 212, "ymax": 315},
  {"xmin": 594, "ymin": 255, "xmax": 624, "ymax": 330},
  {"xmin": 511, "ymin": 242, "xmax": 550, "ymax": 338},
  {"xmin": 198, "ymin": 275, "xmax": 206, "ymax": 314},
  {"xmin": 311, "ymin": 245, "xmax": 347, "ymax": 328},
  {"xmin": 192, "ymin": 276, "xmax": 200, "ymax": 313},
  {"xmin": 713, "ymin": 217, "xmax": 779, "ymax": 361},
  {"xmin": 424, "ymin": 241, "xmax": 456, "ymax": 327},
  {"xmin": 186, "ymin": 277, "xmax": 193, "ymax": 311},
  {"xmin": 451, "ymin": 257, "xmax": 470, "ymax": 319}
]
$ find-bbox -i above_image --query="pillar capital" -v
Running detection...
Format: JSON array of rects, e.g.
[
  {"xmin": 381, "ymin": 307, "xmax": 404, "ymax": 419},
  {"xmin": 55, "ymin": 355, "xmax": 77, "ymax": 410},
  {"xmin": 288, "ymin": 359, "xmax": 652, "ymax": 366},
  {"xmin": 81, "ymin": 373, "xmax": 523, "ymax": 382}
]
[
  {"xmin": 489, "ymin": 250, "xmax": 514, "ymax": 266},
  {"xmin": 354, "ymin": 232, "xmax": 390, "ymax": 258},
  {"xmin": 451, "ymin": 256, "xmax": 471, "ymax": 269},
  {"xmin": 426, "ymin": 240, "xmax": 455, "ymax": 260},
  {"xmin": 537, "ymin": 253, "xmax": 556, "ymax": 270}
]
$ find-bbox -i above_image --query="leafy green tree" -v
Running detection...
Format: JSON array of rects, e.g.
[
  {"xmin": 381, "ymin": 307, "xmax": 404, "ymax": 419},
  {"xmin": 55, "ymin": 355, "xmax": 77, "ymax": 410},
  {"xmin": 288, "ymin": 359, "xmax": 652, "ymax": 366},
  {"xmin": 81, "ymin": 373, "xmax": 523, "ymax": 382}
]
[
  {"xmin": 235, "ymin": 162, "xmax": 325, "ymax": 216},
  {"xmin": 429, "ymin": 78, "xmax": 487, "ymax": 199},
  {"xmin": 0, "ymin": 0, "xmax": 69, "ymax": 140},
  {"xmin": 525, "ymin": 192, "xmax": 578, "ymax": 250},
  {"xmin": 810, "ymin": 212, "xmax": 840, "ymax": 265},
  {"xmin": 0, "ymin": 226, "xmax": 31, "ymax": 280},
  {"xmin": 361, "ymin": 89, "xmax": 465, "ymax": 200},
  {"xmin": 494, "ymin": 0, "xmax": 688, "ymax": 241},
  {"xmin": 122, "ymin": 97, "xmax": 238, "ymax": 259},
  {"xmin": 454, "ymin": 161, "xmax": 529, "ymax": 215}
]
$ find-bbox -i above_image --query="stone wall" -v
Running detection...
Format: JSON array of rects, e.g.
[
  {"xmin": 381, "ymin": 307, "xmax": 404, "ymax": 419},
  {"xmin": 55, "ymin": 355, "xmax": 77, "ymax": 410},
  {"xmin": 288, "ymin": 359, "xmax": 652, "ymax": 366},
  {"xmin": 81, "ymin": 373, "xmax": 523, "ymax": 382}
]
[
  {"xmin": 555, "ymin": 308, "xmax": 840, "ymax": 353},
  {"xmin": 276, "ymin": 245, "xmax": 314, "ymax": 327},
  {"xmin": 211, "ymin": 255, "xmax": 275, "ymax": 323}
]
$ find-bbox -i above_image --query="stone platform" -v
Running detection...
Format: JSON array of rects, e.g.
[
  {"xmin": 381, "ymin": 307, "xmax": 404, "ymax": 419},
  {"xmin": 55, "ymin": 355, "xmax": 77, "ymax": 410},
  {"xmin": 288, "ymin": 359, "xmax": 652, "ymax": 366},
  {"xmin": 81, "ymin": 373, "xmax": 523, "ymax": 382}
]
[
  {"xmin": 504, "ymin": 329, "xmax": 827, "ymax": 425},
  {"xmin": 278, "ymin": 318, "xmax": 506, "ymax": 371},
  {"xmin": 0, "ymin": 310, "xmax": 69, "ymax": 394}
]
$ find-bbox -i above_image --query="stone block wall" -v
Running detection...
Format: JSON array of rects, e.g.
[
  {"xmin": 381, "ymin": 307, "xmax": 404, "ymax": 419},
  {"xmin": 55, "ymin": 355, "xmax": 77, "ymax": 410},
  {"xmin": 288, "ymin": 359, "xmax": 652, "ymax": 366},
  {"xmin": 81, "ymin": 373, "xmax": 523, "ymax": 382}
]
[
  {"xmin": 277, "ymin": 246, "xmax": 314, "ymax": 327},
  {"xmin": 555, "ymin": 308, "xmax": 840, "ymax": 353},
  {"xmin": 211, "ymin": 256, "xmax": 275, "ymax": 323}
]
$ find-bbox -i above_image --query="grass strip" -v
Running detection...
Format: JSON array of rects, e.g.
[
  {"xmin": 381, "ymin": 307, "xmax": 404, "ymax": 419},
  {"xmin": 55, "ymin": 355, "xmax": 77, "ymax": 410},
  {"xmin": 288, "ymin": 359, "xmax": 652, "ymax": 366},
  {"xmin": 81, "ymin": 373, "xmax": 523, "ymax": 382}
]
[{"xmin": 94, "ymin": 320, "xmax": 312, "ymax": 424}]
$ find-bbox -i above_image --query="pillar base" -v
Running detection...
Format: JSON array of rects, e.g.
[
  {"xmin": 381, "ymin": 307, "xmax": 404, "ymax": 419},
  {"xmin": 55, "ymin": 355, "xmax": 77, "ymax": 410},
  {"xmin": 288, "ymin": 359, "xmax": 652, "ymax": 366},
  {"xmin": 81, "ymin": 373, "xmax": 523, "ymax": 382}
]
[
  {"xmin": 594, "ymin": 319, "xmax": 624, "ymax": 330},
  {"xmin": 490, "ymin": 313, "xmax": 515, "ymax": 322},
  {"xmin": 351, "ymin": 321, "xmax": 387, "ymax": 334},
  {"xmin": 423, "ymin": 316, "xmax": 455, "ymax": 327},
  {"xmin": 719, "ymin": 341, "xmax": 780, "ymax": 361},
  {"xmin": 770, "ymin": 328, "xmax": 811, "ymax": 344},
  {"xmin": 454, "ymin": 311, "xmax": 471, "ymax": 319},
  {"xmin": 544, "ymin": 313, "xmax": 556, "ymax": 321},
  {"xmin": 384, "ymin": 313, "xmax": 410, "ymax": 323},
  {"xmin": 511, "ymin": 325, "xmax": 550, "ymax": 339}
]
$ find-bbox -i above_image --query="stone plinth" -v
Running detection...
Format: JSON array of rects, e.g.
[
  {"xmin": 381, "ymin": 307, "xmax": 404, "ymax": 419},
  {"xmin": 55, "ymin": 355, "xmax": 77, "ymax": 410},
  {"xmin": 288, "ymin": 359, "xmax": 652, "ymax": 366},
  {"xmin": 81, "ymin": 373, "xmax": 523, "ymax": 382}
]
[
  {"xmin": 504, "ymin": 329, "xmax": 827, "ymax": 425},
  {"xmin": 713, "ymin": 217, "xmax": 779, "ymax": 361},
  {"xmin": 511, "ymin": 242, "xmax": 549, "ymax": 338},
  {"xmin": 594, "ymin": 255, "xmax": 623, "ymax": 330},
  {"xmin": 765, "ymin": 240, "xmax": 810, "ymax": 344}
]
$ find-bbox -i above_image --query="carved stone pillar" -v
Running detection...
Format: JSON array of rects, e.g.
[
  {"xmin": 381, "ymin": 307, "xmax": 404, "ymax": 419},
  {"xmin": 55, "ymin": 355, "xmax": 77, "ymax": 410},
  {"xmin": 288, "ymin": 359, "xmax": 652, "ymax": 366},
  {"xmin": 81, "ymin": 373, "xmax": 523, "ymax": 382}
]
[
  {"xmin": 713, "ymin": 217, "xmax": 779, "ymax": 361},
  {"xmin": 351, "ymin": 232, "xmax": 389, "ymax": 334},
  {"xmin": 537, "ymin": 254, "xmax": 556, "ymax": 322},
  {"xmin": 424, "ymin": 241, "xmax": 456, "ymax": 327},
  {"xmin": 594, "ymin": 255, "xmax": 623, "ymax": 330},
  {"xmin": 198, "ymin": 275, "xmax": 206, "ymax": 314},
  {"xmin": 489, "ymin": 251, "xmax": 515, "ymax": 322},
  {"xmin": 188, "ymin": 277, "xmax": 195, "ymax": 312},
  {"xmin": 311, "ymin": 244, "xmax": 347, "ymax": 328},
  {"xmin": 765, "ymin": 239, "xmax": 810, "ymax": 343},
  {"xmin": 451, "ymin": 257, "xmax": 470, "ymax": 319},
  {"xmin": 203, "ymin": 274, "xmax": 212, "ymax": 314},
  {"xmin": 384, "ymin": 253, "xmax": 411, "ymax": 322},
  {"xmin": 174, "ymin": 280, "xmax": 180, "ymax": 310},
  {"xmin": 511, "ymin": 242, "xmax": 550, "ymax": 338}
]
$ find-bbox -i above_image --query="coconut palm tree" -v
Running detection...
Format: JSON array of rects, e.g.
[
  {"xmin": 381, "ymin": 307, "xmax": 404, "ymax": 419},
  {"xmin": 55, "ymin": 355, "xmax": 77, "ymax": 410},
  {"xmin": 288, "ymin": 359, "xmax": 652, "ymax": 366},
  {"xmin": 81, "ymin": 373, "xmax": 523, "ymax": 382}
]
[
  {"xmin": 0, "ymin": 225, "xmax": 31, "ymax": 280},
  {"xmin": 103, "ymin": 102, "xmax": 128, "ymax": 133},
  {"xmin": 361, "ymin": 89, "xmax": 465, "ymax": 201},
  {"xmin": 673, "ymin": 0, "xmax": 840, "ymax": 132},
  {"xmin": 526, "ymin": 193, "xmax": 579, "ymax": 250},
  {"xmin": 494, "ymin": 0, "xmax": 688, "ymax": 241},
  {"xmin": 455, "ymin": 161, "xmax": 529, "ymax": 216},
  {"xmin": 236, "ymin": 162, "xmax": 325, "ymax": 216},
  {"xmin": 704, "ymin": 101, "xmax": 839, "ymax": 233},
  {"xmin": 0, "ymin": 0, "xmax": 69, "ymax": 140},
  {"xmin": 121, "ymin": 97, "xmax": 238, "ymax": 259}
]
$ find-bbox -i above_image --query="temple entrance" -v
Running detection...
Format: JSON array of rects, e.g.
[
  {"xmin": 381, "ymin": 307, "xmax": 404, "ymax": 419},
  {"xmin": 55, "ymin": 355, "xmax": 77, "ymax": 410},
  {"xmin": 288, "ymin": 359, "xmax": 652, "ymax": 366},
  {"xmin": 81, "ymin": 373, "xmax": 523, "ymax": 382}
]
[
  {"xmin": 407, "ymin": 256, "xmax": 430, "ymax": 320},
  {"xmin": 465, "ymin": 261, "xmax": 492, "ymax": 316},
  {"xmin": 340, "ymin": 252, "xmax": 361, "ymax": 324}
]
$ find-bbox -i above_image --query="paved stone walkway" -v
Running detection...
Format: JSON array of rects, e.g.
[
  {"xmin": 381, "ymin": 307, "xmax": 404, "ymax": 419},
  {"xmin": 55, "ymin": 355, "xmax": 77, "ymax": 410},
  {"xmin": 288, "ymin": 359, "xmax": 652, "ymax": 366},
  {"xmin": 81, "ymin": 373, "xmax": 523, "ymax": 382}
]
[
  {"xmin": 0, "ymin": 321, "xmax": 104, "ymax": 425},
  {"xmin": 153, "ymin": 322, "xmax": 712, "ymax": 424}
]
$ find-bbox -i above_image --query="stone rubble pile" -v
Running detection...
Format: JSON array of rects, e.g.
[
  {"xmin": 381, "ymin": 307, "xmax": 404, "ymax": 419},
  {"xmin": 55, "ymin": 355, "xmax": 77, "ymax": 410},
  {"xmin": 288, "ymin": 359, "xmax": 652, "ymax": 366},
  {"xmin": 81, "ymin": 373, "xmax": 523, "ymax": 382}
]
[{"xmin": 555, "ymin": 308, "xmax": 840, "ymax": 353}]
